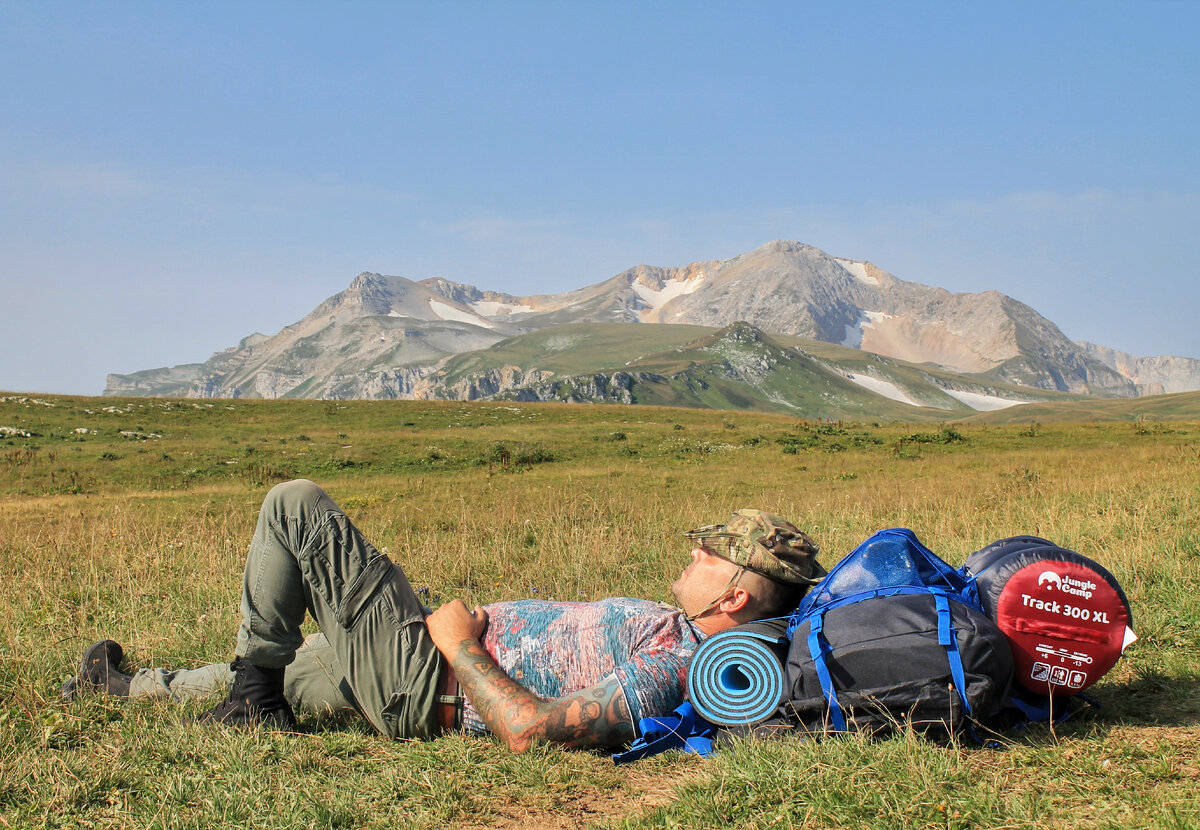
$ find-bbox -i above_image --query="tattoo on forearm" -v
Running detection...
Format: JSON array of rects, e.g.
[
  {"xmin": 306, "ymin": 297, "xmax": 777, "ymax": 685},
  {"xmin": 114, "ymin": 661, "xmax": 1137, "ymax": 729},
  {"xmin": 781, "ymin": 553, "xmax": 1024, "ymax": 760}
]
[{"xmin": 450, "ymin": 638, "xmax": 634, "ymax": 751}]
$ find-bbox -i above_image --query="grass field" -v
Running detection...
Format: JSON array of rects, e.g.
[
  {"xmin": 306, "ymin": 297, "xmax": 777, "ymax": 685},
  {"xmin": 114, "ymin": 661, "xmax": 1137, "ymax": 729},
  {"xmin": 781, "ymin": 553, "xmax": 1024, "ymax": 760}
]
[{"xmin": 2, "ymin": 393, "xmax": 1198, "ymax": 829}]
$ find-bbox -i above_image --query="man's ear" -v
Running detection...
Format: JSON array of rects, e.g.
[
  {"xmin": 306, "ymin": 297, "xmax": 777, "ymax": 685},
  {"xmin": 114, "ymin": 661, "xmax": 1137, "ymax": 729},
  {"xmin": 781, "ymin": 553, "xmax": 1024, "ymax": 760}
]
[{"xmin": 719, "ymin": 585, "xmax": 752, "ymax": 615}]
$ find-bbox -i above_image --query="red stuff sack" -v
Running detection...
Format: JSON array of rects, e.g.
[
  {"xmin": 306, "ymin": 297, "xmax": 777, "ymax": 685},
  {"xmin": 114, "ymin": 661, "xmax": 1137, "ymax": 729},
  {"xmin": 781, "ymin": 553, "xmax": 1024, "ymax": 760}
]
[{"xmin": 963, "ymin": 537, "xmax": 1135, "ymax": 696}]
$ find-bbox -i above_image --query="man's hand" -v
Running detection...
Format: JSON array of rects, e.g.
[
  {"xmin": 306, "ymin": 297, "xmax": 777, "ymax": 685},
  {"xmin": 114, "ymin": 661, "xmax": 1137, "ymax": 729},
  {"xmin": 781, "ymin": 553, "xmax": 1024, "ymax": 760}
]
[{"xmin": 425, "ymin": 599, "xmax": 488, "ymax": 652}]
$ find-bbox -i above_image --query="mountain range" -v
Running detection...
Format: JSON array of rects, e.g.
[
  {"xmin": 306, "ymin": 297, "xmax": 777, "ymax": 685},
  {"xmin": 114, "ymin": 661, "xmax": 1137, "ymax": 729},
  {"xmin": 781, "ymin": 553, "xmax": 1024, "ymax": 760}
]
[{"xmin": 105, "ymin": 241, "xmax": 1200, "ymax": 417}]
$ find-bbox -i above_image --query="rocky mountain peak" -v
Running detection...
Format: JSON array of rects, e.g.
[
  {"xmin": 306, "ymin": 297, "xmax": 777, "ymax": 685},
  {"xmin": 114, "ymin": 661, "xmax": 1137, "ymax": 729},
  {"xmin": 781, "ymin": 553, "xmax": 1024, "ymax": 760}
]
[
  {"xmin": 348, "ymin": 271, "xmax": 383, "ymax": 289},
  {"xmin": 343, "ymin": 273, "xmax": 412, "ymax": 310},
  {"xmin": 750, "ymin": 239, "xmax": 820, "ymax": 257},
  {"xmin": 714, "ymin": 320, "xmax": 767, "ymax": 345},
  {"xmin": 1077, "ymin": 342, "xmax": 1200, "ymax": 395},
  {"xmin": 421, "ymin": 277, "xmax": 483, "ymax": 305}
]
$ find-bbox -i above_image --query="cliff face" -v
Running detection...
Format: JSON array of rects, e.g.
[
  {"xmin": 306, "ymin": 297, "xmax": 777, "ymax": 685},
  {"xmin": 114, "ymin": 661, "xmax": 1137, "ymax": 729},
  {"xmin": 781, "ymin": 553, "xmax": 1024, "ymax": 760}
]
[
  {"xmin": 417, "ymin": 366, "xmax": 554, "ymax": 401},
  {"xmin": 1077, "ymin": 342, "xmax": 1200, "ymax": 395},
  {"xmin": 606, "ymin": 242, "xmax": 1133, "ymax": 394}
]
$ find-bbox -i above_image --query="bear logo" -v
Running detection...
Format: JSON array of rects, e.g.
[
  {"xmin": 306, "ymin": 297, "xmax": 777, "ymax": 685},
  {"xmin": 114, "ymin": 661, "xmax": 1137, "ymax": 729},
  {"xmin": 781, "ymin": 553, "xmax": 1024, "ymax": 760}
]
[{"xmin": 1038, "ymin": 571, "xmax": 1063, "ymax": 591}]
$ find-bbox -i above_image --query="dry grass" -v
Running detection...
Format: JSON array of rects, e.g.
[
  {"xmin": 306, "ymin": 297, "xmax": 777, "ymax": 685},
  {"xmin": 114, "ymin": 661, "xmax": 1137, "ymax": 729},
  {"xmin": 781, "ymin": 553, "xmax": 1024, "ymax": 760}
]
[{"xmin": 0, "ymin": 396, "xmax": 1196, "ymax": 828}]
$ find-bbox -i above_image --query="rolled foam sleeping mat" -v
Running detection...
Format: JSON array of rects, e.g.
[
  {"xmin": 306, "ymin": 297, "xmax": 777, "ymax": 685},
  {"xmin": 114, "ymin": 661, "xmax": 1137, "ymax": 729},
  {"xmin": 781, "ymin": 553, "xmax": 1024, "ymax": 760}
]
[{"xmin": 686, "ymin": 617, "xmax": 790, "ymax": 726}]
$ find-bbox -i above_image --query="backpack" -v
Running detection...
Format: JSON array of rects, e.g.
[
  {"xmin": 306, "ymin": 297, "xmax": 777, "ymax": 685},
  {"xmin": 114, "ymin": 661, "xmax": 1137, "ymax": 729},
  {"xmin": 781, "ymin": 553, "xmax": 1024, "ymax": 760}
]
[
  {"xmin": 779, "ymin": 528, "xmax": 1014, "ymax": 737},
  {"xmin": 962, "ymin": 536, "xmax": 1135, "ymax": 699}
]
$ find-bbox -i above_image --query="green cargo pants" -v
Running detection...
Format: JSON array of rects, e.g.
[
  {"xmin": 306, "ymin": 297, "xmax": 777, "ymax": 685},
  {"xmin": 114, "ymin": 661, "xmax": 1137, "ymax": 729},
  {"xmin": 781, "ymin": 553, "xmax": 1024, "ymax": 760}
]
[
  {"xmin": 128, "ymin": 632, "xmax": 357, "ymax": 719},
  {"xmin": 132, "ymin": 479, "xmax": 444, "ymax": 739}
]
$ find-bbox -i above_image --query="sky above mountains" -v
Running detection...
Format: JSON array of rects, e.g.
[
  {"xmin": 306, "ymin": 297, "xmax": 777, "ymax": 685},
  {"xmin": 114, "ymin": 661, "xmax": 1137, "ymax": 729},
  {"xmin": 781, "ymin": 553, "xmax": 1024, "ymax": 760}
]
[{"xmin": 2, "ymin": 1, "xmax": 1198, "ymax": 394}]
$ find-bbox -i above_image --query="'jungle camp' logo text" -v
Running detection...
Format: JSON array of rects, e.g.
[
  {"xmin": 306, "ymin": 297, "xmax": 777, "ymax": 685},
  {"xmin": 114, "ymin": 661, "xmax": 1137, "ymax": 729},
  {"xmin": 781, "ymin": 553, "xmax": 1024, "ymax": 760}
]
[{"xmin": 1037, "ymin": 570, "xmax": 1096, "ymax": 599}]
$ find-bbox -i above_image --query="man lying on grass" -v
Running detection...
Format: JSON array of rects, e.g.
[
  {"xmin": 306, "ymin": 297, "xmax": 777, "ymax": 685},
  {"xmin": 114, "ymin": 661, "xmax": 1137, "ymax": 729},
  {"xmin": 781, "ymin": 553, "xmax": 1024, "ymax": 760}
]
[{"xmin": 64, "ymin": 479, "xmax": 824, "ymax": 752}]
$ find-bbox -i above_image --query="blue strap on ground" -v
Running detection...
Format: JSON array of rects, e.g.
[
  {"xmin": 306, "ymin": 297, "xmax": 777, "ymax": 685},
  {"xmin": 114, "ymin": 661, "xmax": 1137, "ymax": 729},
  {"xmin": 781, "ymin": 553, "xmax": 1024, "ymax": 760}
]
[
  {"xmin": 1007, "ymin": 693, "xmax": 1054, "ymax": 724},
  {"xmin": 612, "ymin": 701, "xmax": 716, "ymax": 764}
]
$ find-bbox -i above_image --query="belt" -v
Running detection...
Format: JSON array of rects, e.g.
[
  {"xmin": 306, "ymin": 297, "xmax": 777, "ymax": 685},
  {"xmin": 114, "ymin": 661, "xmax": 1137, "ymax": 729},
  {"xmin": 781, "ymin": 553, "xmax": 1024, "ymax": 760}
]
[{"xmin": 436, "ymin": 660, "xmax": 464, "ymax": 732}]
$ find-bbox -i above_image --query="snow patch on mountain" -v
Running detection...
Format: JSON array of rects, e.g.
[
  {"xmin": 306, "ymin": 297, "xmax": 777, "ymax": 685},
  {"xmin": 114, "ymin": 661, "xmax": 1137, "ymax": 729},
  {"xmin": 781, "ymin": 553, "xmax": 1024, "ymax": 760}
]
[
  {"xmin": 429, "ymin": 300, "xmax": 495, "ymax": 329},
  {"xmin": 836, "ymin": 258, "xmax": 879, "ymax": 286},
  {"xmin": 841, "ymin": 310, "xmax": 891, "ymax": 348},
  {"xmin": 472, "ymin": 300, "xmax": 536, "ymax": 317},
  {"xmin": 633, "ymin": 273, "xmax": 706, "ymax": 320},
  {"xmin": 845, "ymin": 373, "xmax": 920, "ymax": 406},
  {"xmin": 942, "ymin": 389, "xmax": 1026, "ymax": 411}
]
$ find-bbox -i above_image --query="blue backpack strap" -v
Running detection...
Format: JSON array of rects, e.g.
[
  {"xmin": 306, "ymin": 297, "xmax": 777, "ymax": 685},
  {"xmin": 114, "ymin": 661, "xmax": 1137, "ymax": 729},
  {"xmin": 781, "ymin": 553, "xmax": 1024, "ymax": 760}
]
[
  {"xmin": 806, "ymin": 610, "xmax": 847, "ymax": 732},
  {"xmin": 933, "ymin": 590, "xmax": 973, "ymax": 718},
  {"xmin": 1005, "ymin": 690, "xmax": 1100, "ymax": 730},
  {"xmin": 1006, "ymin": 693, "xmax": 1054, "ymax": 724},
  {"xmin": 956, "ymin": 574, "xmax": 984, "ymax": 612},
  {"xmin": 612, "ymin": 701, "xmax": 716, "ymax": 764}
]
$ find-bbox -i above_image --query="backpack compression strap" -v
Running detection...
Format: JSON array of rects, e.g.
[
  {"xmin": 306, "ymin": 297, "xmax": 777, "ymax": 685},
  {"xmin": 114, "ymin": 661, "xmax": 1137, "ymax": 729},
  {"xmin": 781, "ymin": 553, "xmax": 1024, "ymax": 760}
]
[
  {"xmin": 807, "ymin": 610, "xmax": 848, "ymax": 732},
  {"xmin": 934, "ymin": 590, "xmax": 973, "ymax": 718}
]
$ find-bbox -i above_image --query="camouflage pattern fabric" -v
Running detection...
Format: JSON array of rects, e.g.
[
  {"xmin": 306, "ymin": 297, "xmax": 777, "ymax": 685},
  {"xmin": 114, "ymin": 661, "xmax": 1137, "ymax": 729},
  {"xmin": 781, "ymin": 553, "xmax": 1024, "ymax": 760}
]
[{"xmin": 684, "ymin": 509, "xmax": 826, "ymax": 585}]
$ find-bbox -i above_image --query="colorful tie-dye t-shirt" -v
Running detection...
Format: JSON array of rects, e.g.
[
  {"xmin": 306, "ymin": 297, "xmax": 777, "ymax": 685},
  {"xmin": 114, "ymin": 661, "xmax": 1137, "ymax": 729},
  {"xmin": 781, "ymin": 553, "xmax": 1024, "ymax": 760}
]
[{"xmin": 459, "ymin": 597, "xmax": 702, "ymax": 734}]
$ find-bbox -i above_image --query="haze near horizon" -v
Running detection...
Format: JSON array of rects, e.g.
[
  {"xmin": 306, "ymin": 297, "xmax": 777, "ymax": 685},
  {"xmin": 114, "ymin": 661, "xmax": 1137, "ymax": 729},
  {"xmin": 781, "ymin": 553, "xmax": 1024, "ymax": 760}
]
[{"xmin": 2, "ymin": 1, "xmax": 1198, "ymax": 395}]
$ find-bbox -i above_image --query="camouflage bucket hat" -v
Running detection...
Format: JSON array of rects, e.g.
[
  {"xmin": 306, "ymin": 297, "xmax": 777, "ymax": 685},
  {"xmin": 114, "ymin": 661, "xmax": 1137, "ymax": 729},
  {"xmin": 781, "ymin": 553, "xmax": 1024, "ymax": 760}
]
[{"xmin": 684, "ymin": 509, "xmax": 826, "ymax": 586}]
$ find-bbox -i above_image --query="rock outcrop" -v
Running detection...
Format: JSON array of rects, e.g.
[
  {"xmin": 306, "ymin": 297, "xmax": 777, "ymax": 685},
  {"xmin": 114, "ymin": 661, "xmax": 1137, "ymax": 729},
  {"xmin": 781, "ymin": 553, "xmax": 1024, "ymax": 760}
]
[{"xmin": 1077, "ymin": 342, "xmax": 1200, "ymax": 395}]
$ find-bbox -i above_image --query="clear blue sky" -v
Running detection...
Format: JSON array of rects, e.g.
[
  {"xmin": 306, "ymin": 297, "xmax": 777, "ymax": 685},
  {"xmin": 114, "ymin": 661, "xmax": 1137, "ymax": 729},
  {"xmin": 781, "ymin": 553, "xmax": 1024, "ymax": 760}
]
[{"xmin": 2, "ymin": 1, "xmax": 1197, "ymax": 394}]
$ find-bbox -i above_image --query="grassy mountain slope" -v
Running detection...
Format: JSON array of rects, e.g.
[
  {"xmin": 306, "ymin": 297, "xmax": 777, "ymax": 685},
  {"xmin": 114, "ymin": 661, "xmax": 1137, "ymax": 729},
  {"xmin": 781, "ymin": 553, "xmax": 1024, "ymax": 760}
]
[
  {"xmin": 436, "ymin": 323, "xmax": 714, "ymax": 384},
  {"xmin": 430, "ymin": 321, "xmax": 1084, "ymax": 421},
  {"xmin": 771, "ymin": 335, "xmax": 1066, "ymax": 409},
  {"xmin": 961, "ymin": 389, "xmax": 1200, "ymax": 424}
]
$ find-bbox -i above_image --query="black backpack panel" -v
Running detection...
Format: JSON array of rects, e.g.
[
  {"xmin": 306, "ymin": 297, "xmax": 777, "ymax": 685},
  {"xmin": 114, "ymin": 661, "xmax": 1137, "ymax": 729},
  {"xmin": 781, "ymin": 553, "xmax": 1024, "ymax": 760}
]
[{"xmin": 781, "ymin": 592, "xmax": 1014, "ymax": 736}]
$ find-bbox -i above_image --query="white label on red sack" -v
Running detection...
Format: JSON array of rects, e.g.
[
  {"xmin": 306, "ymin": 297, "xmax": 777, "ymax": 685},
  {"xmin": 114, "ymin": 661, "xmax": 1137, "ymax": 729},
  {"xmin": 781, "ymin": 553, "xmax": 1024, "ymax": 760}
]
[{"xmin": 1122, "ymin": 626, "xmax": 1138, "ymax": 652}]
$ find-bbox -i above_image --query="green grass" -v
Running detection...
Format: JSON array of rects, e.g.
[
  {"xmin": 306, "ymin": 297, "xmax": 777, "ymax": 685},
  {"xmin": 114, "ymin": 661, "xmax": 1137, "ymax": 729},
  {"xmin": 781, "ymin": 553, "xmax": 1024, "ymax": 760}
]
[
  {"xmin": 437, "ymin": 323, "xmax": 716, "ymax": 383},
  {"xmin": 2, "ymin": 393, "xmax": 1198, "ymax": 828},
  {"xmin": 965, "ymin": 390, "xmax": 1200, "ymax": 424}
]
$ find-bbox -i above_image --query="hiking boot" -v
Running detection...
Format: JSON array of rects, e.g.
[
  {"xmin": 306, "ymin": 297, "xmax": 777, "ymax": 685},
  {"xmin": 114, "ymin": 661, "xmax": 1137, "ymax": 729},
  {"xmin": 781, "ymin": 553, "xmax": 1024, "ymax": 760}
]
[
  {"xmin": 196, "ymin": 657, "xmax": 297, "ymax": 730},
  {"xmin": 62, "ymin": 640, "xmax": 133, "ymax": 700}
]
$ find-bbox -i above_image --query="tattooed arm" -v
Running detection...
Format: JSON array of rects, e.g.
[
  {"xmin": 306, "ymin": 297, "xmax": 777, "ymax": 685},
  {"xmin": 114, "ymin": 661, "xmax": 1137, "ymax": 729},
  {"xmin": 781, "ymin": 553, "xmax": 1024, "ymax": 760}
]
[{"xmin": 425, "ymin": 599, "xmax": 635, "ymax": 753}]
